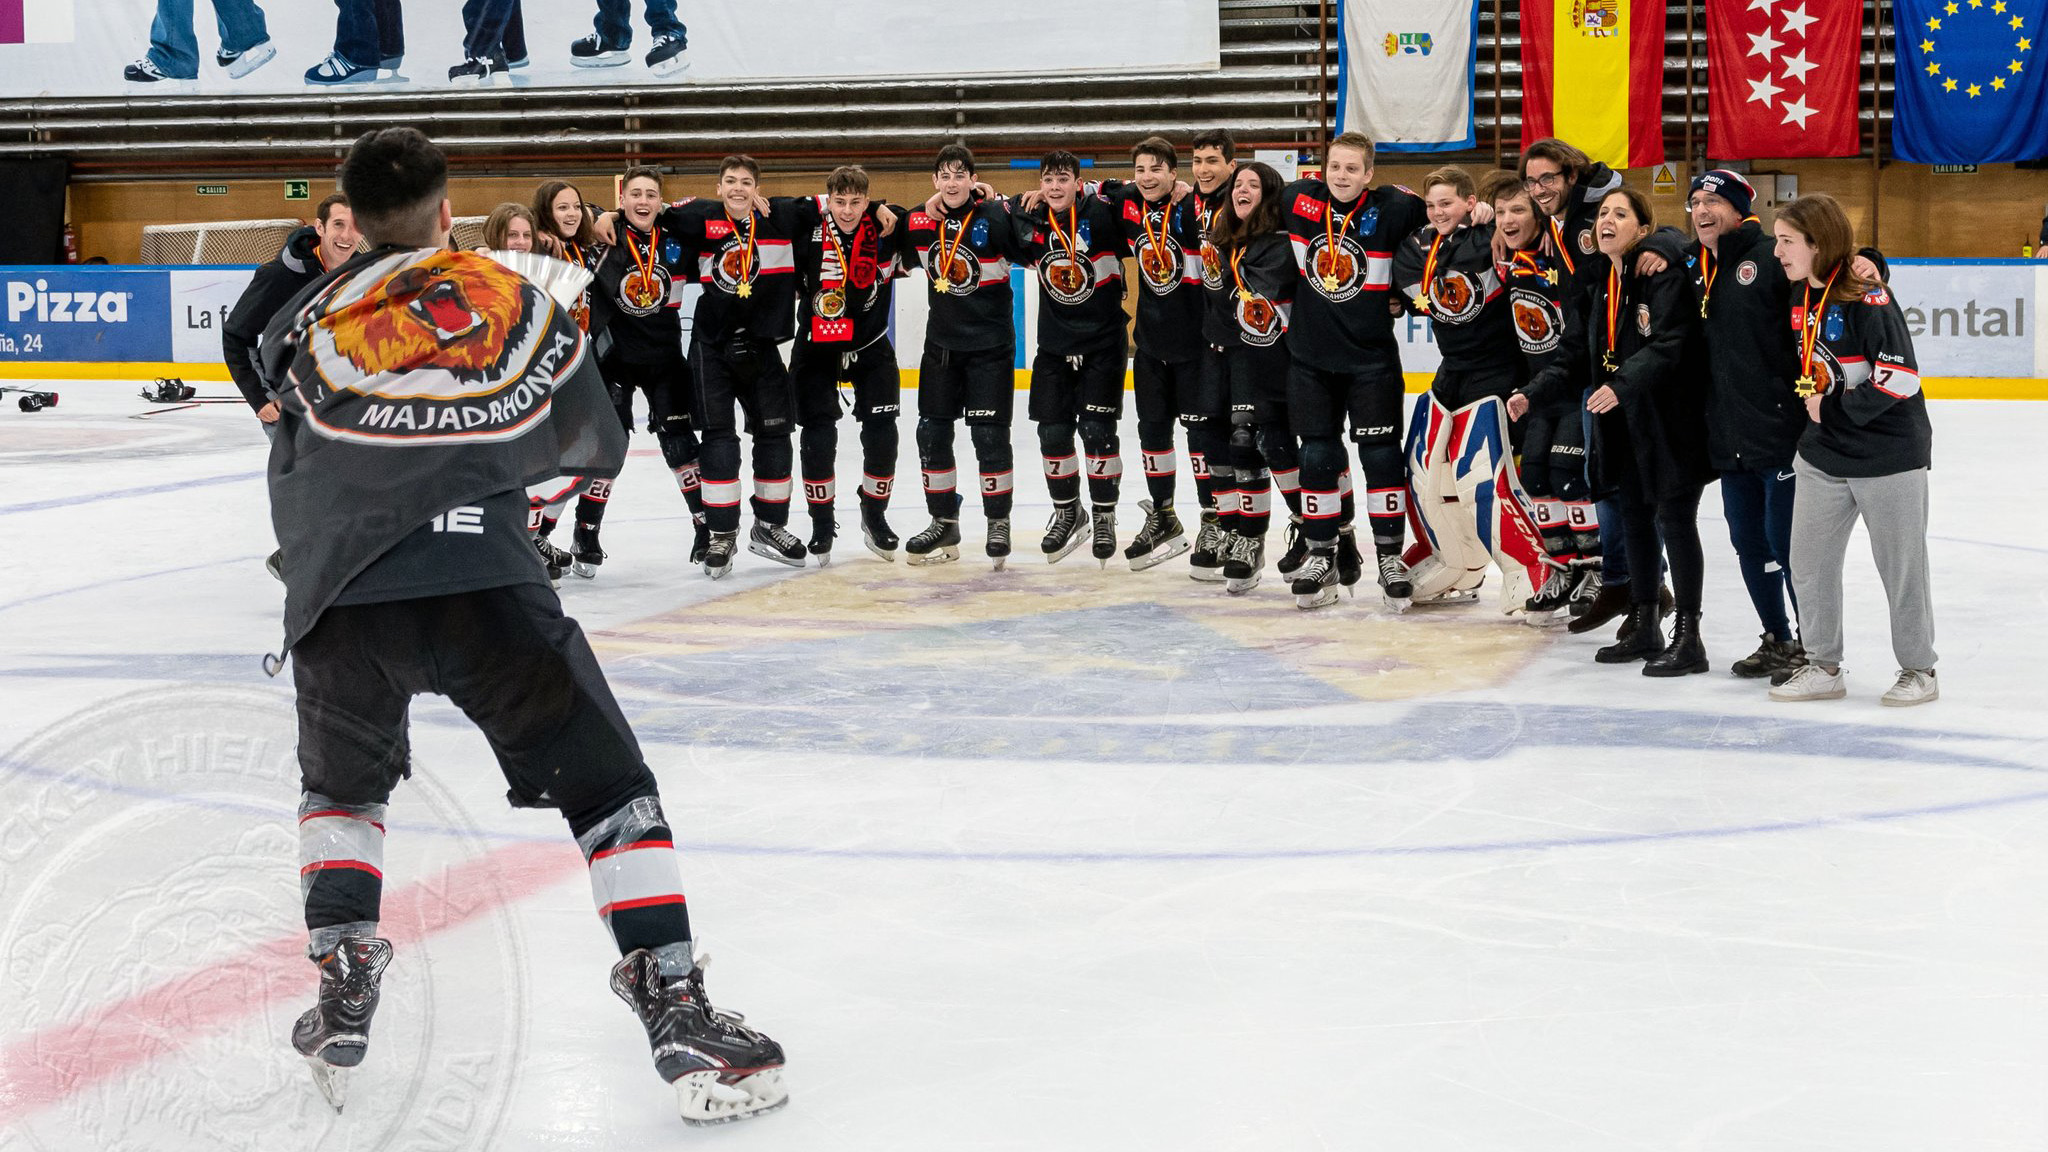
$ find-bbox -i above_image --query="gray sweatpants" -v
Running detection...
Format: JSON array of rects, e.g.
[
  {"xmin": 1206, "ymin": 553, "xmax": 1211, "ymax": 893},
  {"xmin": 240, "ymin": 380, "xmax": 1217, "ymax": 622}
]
[{"xmin": 1789, "ymin": 454, "xmax": 1937, "ymax": 671}]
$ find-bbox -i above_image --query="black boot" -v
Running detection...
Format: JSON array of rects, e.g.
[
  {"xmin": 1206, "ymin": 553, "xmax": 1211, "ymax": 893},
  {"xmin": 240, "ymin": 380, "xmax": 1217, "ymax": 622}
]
[
  {"xmin": 1643, "ymin": 611, "xmax": 1709, "ymax": 677},
  {"xmin": 1595, "ymin": 601, "xmax": 1664, "ymax": 663}
]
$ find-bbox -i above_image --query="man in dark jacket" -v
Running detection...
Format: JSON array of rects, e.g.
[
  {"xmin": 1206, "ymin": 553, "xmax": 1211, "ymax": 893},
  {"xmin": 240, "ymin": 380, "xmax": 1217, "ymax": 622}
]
[
  {"xmin": 1686, "ymin": 169, "xmax": 1888, "ymax": 679},
  {"xmin": 259, "ymin": 127, "xmax": 787, "ymax": 1125},
  {"xmin": 223, "ymin": 193, "xmax": 357, "ymax": 423}
]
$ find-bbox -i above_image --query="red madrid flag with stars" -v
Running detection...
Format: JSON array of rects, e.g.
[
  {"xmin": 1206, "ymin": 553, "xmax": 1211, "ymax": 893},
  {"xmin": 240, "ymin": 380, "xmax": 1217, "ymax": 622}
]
[{"xmin": 1707, "ymin": 0, "xmax": 1862, "ymax": 158}]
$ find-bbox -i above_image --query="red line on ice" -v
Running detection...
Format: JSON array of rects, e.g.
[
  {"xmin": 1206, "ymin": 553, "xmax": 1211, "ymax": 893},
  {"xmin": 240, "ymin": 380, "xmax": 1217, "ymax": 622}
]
[{"xmin": 0, "ymin": 839, "xmax": 582, "ymax": 1124}]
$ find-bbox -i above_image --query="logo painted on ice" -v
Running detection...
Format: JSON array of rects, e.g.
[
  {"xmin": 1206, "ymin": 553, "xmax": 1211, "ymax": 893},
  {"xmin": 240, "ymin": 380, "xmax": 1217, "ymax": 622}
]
[{"xmin": 1382, "ymin": 31, "xmax": 1434, "ymax": 55}]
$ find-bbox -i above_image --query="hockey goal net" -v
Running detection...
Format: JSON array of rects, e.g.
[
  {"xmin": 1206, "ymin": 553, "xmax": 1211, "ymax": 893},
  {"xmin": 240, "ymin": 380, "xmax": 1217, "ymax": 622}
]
[{"xmin": 140, "ymin": 219, "xmax": 305, "ymax": 265}]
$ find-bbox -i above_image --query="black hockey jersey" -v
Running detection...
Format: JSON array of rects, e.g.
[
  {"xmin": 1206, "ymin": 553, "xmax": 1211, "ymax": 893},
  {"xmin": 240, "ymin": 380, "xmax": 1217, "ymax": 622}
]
[
  {"xmin": 1498, "ymin": 242, "xmax": 1570, "ymax": 378},
  {"xmin": 902, "ymin": 195, "xmax": 1025, "ymax": 353},
  {"xmin": 1224, "ymin": 231, "xmax": 1297, "ymax": 350},
  {"xmin": 1192, "ymin": 183, "xmax": 1238, "ymax": 346},
  {"xmin": 1281, "ymin": 180, "xmax": 1428, "ymax": 370},
  {"xmin": 1794, "ymin": 284, "xmax": 1931, "ymax": 478},
  {"xmin": 1392, "ymin": 220, "xmax": 1518, "ymax": 372},
  {"xmin": 589, "ymin": 221, "xmax": 690, "ymax": 364},
  {"xmin": 1545, "ymin": 161, "xmax": 1624, "ymax": 306},
  {"xmin": 1009, "ymin": 193, "xmax": 1130, "ymax": 356},
  {"xmin": 791, "ymin": 196, "xmax": 902, "ymax": 352},
  {"xmin": 1687, "ymin": 218, "xmax": 1804, "ymax": 471},
  {"xmin": 1105, "ymin": 186, "xmax": 1205, "ymax": 361},
  {"xmin": 653, "ymin": 198, "xmax": 806, "ymax": 346}
]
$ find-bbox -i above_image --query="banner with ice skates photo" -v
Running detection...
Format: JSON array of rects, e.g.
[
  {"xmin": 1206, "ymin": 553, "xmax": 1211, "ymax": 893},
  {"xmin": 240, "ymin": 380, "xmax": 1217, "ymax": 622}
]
[{"xmin": 1, "ymin": 0, "xmax": 1220, "ymax": 97}]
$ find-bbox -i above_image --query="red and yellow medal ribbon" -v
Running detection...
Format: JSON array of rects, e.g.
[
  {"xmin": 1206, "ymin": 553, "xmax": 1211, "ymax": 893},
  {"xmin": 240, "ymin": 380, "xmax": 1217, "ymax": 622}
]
[
  {"xmin": 1547, "ymin": 215, "xmax": 1577, "ymax": 277},
  {"xmin": 1229, "ymin": 246, "xmax": 1254, "ymax": 302},
  {"xmin": 1321, "ymin": 196, "xmax": 1358, "ymax": 288},
  {"xmin": 1418, "ymin": 230, "xmax": 1446, "ymax": 313},
  {"xmin": 933, "ymin": 205, "xmax": 975, "ymax": 291},
  {"xmin": 1601, "ymin": 261, "xmax": 1623, "ymax": 375},
  {"xmin": 624, "ymin": 225, "xmax": 661, "ymax": 307},
  {"xmin": 725, "ymin": 208, "xmax": 757, "ymax": 298},
  {"xmin": 1796, "ymin": 264, "xmax": 1842, "ymax": 398},
  {"xmin": 1047, "ymin": 205, "xmax": 1081, "ymax": 261},
  {"xmin": 1698, "ymin": 246, "xmax": 1717, "ymax": 319}
]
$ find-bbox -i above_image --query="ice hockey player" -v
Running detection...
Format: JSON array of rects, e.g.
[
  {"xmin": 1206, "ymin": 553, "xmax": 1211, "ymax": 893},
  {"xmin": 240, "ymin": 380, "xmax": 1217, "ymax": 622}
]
[{"xmin": 261, "ymin": 127, "xmax": 787, "ymax": 1126}]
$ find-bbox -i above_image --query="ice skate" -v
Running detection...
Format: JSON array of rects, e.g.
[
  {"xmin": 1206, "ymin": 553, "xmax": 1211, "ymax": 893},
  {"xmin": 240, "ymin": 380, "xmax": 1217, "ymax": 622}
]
[
  {"xmin": 1336, "ymin": 524, "xmax": 1364, "ymax": 591},
  {"xmin": 534, "ymin": 534, "xmax": 572, "ymax": 587},
  {"xmin": 859, "ymin": 494, "xmax": 898, "ymax": 562},
  {"xmin": 1274, "ymin": 517, "xmax": 1308, "ymax": 580},
  {"xmin": 1375, "ymin": 547, "xmax": 1412, "ymax": 613},
  {"xmin": 1223, "ymin": 534, "xmax": 1264, "ymax": 595},
  {"xmin": 690, "ymin": 519, "xmax": 710, "ymax": 565},
  {"xmin": 807, "ymin": 518, "xmax": 834, "ymax": 568},
  {"xmin": 702, "ymin": 530, "xmax": 739, "ymax": 579},
  {"xmin": 1123, "ymin": 500, "xmax": 1188, "ymax": 571},
  {"xmin": 1041, "ymin": 502, "xmax": 1089, "ymax": 564},
  {"xmin": 986, "ymin": 517, "xmax": 1011, "ymax": 570},
  {"xmin": 571, "ymin": 521, "xmax": 605, "ymax": 579},
  {"xmin": 1090, "ymin": 504, "xmax": 1118, "ymax": 568},
  {"xmin": 905, "ymin": 517, "xmax": 960, "ymax": 565},
  {"xmin": 292, "ymin": 935, "xmax": 392, "ymax": 1112},
  {"xmin": 748, "ymin": 522, "xmax": 807, "ymax": 569},
  {"xmin": 1522, "ymin": 561, "xmax": 1577, "ymax": 625},
  {"xmin": 611, "ymin": 949, "xmax": 788, "ymax": 1126},
  {"xmin": 1291, "ymin": 540, "xmax": 1340, "ymax": 610},
  {"xmin": 1566, "ymin": 565, "xmax": 1602, "ymax": 616},
  {"xmin": 1188, "ymin": 509, "xmax": 1227, "ymax": 582}
]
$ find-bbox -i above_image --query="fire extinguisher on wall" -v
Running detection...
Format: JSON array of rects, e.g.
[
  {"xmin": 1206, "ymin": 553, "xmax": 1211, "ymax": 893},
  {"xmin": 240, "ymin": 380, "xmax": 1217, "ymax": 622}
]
[{"xmin": 62, "ymin": 224, "xmax": 79, "ymax": 264}]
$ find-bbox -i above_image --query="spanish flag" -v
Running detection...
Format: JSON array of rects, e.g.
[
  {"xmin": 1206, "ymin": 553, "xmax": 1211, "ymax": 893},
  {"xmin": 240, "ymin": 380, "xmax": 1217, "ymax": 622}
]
[{"xmin": 1520, "ymin": 0, "xmax": 1666, "ymax": 169}]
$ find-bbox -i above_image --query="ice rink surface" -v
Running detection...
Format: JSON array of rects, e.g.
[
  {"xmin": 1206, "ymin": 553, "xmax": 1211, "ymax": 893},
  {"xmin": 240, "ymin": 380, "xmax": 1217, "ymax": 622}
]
[{"xmin": 1, "ymin": 382, "xmax": 2044, "ymax": 1151}]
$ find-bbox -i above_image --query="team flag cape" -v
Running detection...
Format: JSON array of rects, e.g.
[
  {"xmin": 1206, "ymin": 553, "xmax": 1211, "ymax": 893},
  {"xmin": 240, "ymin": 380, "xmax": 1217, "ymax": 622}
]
[
  {"xmin": 1707, "ymin": 0, "xmax": 1861, "ymax": 157},
  {"xmin": 1520, "ymin": 0, "xmax": 1666, "ymax": 169},
  {"xmin": 1335, "ymin": 0, "xmax": 1481, "ymax": 151},
  {"xmin": 1893, "ymin": 0, "xmax": 2048, "ymax": 163}
]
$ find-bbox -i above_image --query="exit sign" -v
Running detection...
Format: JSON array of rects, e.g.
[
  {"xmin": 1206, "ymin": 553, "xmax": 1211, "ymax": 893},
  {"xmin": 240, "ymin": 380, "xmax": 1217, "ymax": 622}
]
[
  {"xmin": 285, "ymin": 180, "xmax": 310, "ymax": 200},
  {"xmin": 1930, "ymin": 164, "xmax": 1978, "ymax": 175},
  {"xmin": 195, "ymin": 184, "xmax": 229, "ymax": 196}
]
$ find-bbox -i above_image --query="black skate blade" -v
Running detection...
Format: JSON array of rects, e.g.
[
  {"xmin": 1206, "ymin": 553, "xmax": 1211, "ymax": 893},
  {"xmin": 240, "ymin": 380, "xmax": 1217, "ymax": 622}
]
[
  {"xmin": 305, "ymin": 1056, "xmax": 349, "ymax": 1111},
  {"xmin": 675, "ymin": 1068, "xmax": 789, "ymax": 1126}
]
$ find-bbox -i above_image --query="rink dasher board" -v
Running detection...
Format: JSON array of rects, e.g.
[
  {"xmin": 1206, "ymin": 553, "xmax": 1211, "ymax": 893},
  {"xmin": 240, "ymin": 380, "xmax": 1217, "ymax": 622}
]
[{"xmin": 2, "ymin": 260, "xmax": 2043, "ymax": 394}]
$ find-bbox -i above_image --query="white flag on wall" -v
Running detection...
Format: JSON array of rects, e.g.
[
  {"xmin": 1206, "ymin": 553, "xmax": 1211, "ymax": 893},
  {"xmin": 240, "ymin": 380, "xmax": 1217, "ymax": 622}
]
[{"xmin": 1335, "ymin": 0, "xmax": 1479, "ymax": 152}]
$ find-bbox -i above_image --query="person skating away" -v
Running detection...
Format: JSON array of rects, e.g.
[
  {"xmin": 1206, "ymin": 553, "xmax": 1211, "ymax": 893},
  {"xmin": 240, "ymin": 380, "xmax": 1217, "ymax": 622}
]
[
  {"xmin": 1096, "ymin": 136, "xmax": 1208, "ymax": 571},
  {"xmin": 571, "ymin": 0, "xmax": 687, "ymax": 75},
  {"xmin": 1176, "ymin": 130, "xmax": 1259, "ymax": 579},
  {"xmin": 1390, "ymin": 166, "xmax": 1556, "ymax": 613},
  {"xmin": 450, "ymin": 0, "xmax": 526, "ymax": 83},
  {"xmin": 1481, "ymin": 172, "xmax": 1603, "ymax": 622},
  {"xmin": 1509, "ymin": 187, "xmax": 1715, "ymax": 677},
  {"xmin": 1005, "ymin": 150, "xmax": 1134, "ymax": 566},
  {"xmin": 306, "ymin": 0, "xmax": 404, "ymax": 84},
  {"xmin": 1684, "ymin": 170, "xmax": 1888, "ymax": 683},
  {"xmin": 1205, "ymin": 162, "xmax": 1300, "ymax": 598},
  {"xmin": 124, "ymin": 0, "xmax": 276, "ymax": 82},
  {"xmin": 1767, "ymin": 194, "xmax": 1938, "ymax": 708},
  {"xmin": 524, "ymin": 180, "xmax": 608, "ymax": 578},
  {"xmin": 259, "ymin": 127, "xmax": 787, "ymax": 1125},
  {"xmin": 1514, "ymin": 138, "xmax": 1676, "ymax": 638},
  {"xmin": 1279, "ymin": 131, "xmax": 1430, "ymax": 608},
  {"xmin": 603, "ymin": 156, "xmax": 809, "ymax": 577},
  {"xmin": 222, "ymin": 193, "xmax": 356, "ymax": 581},
  {"xmin": 896, "ymin": 145, "xmax": 1032, "ymax": 568},
  {"xmin": 578, "ymin": 165, "xmax": 705, "ymax": 576},
  {"xmin": 788, "ymin": 166, "xmax": 906, "ymax": 563}
]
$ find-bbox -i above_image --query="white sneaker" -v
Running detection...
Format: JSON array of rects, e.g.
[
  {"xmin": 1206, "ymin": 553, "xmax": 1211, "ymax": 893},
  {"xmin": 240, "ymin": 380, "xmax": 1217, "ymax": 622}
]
[
  {"xmin": 1880, "ymin": 668, "xmax": 1939, "ymax": 708},
  {"xmin": 1769, "ymin": 663, "xmax": 1847, "ymax": 702}
]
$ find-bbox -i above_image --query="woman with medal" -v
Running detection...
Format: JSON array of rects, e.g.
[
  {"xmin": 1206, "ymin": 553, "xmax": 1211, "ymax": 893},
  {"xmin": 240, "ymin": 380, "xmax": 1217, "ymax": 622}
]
[
  {"xmin": 1767, "ymin": 194, "xmax": 1938, "ymax": 707},
  {"xmin": 1509, "ymin": 187, "xmax": 1713, "ymax": 675},
  {"xmin": 578, "ymin": 165, "xmax": 707, "ymax": 577},
  {"xmin": 1207, "ymin": 162, "xmax": 1301, "ymax": 601}
]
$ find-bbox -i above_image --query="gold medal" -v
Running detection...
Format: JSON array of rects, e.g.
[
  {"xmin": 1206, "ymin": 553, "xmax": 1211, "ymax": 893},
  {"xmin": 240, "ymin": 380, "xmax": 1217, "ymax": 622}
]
[
  {"xmin": 1700, "ymin": 298, "xmax": 1709, "ymax": 319},
  {"xmin": 1415, "ymin": 296, "xmax": 1432, "ymax": 315},
  {"xmin": 1794, "ymin": 374, "xmax": 1817, "ymax": 398},
  {"xmin": 1238, "ymin": 289, "xmax": 1254, "ymax": 303},
  {"xmin": 932, "ymin": 277, "xmax": 946, "ymax": 294},
  {"xmin": 737, "ymin": 282, "xmax": 752, "ymax": 299},
  {"xmin": 817, "ymin": 288, "xmax": 845, "ymax": 318},
  {"xmin": 1544, "ymin": 268, "xmax": 1559, "ymax": 286},
  {"xmin": 1321, "ymin": 274, "xmax": 1340, "ymax": 292},
  {"xmin": 1601, "ymin": 351, "xmax": 1618, "ymax": 374}
]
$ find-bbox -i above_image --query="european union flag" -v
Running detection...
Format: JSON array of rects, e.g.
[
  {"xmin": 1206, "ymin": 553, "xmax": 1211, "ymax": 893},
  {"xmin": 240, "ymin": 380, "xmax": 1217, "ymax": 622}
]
[{"xmin": 1893, "ymin": 0, "xmax": 2048, "ymax": 162}]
